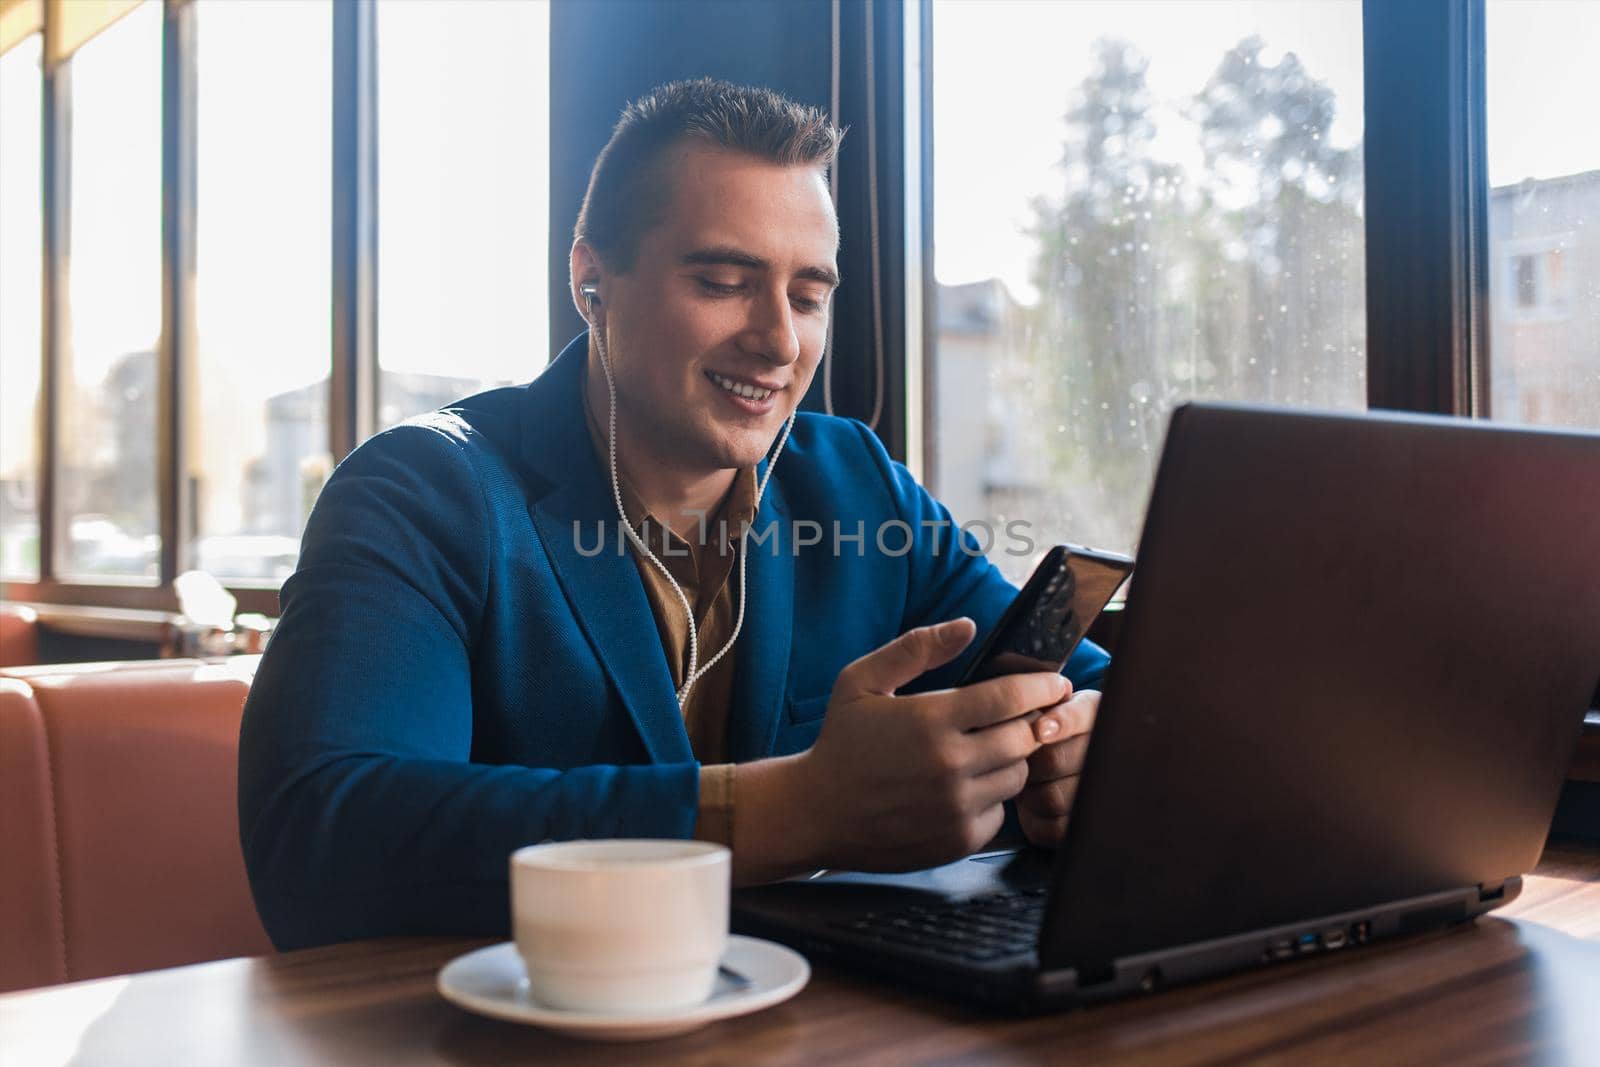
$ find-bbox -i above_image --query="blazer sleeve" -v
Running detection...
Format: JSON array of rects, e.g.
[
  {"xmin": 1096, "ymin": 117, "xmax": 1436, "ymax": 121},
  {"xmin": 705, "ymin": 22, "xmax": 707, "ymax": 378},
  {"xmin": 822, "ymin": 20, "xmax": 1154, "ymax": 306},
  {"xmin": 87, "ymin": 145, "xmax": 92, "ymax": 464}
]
[
  {"xmin": 237, "ymin": 419, "xmax": 699, "ymax": 951},
  {"xmin": 845, "ymin": 420, "xmax": 1111, "ymax": 694}
]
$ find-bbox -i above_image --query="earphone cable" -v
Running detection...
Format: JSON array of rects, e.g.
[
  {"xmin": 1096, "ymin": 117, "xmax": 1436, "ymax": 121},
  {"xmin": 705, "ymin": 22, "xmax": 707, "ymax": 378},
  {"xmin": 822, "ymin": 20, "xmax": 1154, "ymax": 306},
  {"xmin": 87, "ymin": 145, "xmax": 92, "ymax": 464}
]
[{"xmin": 592, "ymin": 318, "xmax": 795, "ymax": 709}]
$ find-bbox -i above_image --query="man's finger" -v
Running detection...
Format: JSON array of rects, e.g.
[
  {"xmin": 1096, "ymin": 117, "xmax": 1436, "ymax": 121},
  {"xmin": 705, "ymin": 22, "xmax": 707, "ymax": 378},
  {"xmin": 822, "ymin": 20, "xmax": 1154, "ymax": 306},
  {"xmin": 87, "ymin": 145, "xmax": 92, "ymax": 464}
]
[
  {"xmin": 952, "ymin": 671, "xmax": 1071, "ymax": 731},
  {"xmin": 1018, "ymin": 774, "xmax": 1082, "ymax": 819},
  {"xmin": 1027, "ymin": 730, "xmax": 1092, "ymax": 781},
  {"xmin": 966, "ymin": 759, "xmax": 1031, "ymax": 811},
  {"xmin": 1032, "ymin": 690, "xmax": 1099, "ymax": 743},
  {"xmin": 1018, "ymin": 809, "xmax": 1071, "ymax": 848},
  {"xmin": 961, "ymin": 718, "xmax": 1040, "ymax": 777},
  {"xmin": 836, "ymin": 618, "xmax": 976, "ymax": 698}
]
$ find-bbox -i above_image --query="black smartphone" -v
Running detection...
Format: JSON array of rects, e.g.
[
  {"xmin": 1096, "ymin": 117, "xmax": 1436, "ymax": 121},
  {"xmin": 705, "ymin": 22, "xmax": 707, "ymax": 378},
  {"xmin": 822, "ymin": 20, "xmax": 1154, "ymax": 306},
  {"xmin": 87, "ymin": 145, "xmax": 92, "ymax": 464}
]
[{"xmin": 959, "ymin": 544, "xmax": 1134, "ymax": 686}]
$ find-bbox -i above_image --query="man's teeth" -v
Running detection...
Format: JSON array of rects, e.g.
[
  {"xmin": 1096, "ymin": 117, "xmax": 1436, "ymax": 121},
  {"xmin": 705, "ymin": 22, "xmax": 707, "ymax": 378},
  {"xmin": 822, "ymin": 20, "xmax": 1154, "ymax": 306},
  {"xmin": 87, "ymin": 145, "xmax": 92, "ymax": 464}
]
[{"xmin": 709, "ymin": 372, "xmax": 773, "ymax": 401}]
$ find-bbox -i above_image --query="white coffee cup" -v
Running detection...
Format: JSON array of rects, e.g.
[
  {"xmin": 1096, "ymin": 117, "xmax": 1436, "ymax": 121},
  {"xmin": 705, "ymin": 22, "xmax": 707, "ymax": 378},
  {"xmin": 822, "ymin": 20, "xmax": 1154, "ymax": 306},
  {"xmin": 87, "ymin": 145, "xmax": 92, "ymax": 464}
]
[{"xmin": 509, "ymin": 839, "xmax": 730, "ymax": 1014}]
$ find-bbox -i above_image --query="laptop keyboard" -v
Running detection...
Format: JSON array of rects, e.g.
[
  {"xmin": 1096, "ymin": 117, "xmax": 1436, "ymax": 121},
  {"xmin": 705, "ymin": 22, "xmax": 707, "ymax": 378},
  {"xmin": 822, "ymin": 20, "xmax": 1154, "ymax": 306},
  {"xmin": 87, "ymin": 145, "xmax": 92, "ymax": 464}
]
[{"xmin": 828, "ymin": 887, "xmax": 1047, "ymax": 962}]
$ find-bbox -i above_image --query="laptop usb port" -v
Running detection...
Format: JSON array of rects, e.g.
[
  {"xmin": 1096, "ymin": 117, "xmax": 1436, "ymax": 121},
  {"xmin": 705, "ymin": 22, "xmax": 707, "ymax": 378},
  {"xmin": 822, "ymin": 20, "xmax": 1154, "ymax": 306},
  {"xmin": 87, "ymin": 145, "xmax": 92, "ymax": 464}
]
[
  {"xmin": 1296, "ymin": 933, "xmax": 1318, "ymax": 954},
  {"xmin": 1321, "ymin": 929, "xmax": 1347, "ymax": 950}
]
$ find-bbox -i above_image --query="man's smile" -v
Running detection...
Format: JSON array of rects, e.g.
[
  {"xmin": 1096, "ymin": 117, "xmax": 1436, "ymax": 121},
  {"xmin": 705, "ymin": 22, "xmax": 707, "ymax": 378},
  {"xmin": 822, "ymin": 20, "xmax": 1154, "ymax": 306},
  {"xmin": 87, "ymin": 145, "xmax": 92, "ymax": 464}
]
[{"xmin": 705, "ymin": 370, "xmax": 783, "ymax": 413}]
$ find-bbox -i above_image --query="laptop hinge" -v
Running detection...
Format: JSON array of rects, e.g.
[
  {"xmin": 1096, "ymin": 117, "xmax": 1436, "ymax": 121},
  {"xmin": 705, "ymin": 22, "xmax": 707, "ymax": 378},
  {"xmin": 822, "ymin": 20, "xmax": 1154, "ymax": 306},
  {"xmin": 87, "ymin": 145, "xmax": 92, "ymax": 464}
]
[{"xmin": 1477, "ymin": 880, "xmax": 1507, "ymax": 903}]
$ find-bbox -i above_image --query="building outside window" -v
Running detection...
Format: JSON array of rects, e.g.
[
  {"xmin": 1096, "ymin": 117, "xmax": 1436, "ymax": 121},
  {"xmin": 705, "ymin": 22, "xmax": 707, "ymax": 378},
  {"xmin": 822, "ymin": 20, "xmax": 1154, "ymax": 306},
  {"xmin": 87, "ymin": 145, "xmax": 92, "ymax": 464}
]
[{"xmin": 1484, "ymin": 0, "xmax": 1598, "ymax": 430}]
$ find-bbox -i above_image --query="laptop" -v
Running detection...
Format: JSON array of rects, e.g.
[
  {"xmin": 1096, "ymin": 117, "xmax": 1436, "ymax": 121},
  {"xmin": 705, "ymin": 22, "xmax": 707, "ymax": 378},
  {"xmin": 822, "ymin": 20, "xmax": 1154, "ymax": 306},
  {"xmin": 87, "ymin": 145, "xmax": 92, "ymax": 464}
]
[{"xmin": 732, "ymin": 402, "xmax": 1600, "ymax": 1012}]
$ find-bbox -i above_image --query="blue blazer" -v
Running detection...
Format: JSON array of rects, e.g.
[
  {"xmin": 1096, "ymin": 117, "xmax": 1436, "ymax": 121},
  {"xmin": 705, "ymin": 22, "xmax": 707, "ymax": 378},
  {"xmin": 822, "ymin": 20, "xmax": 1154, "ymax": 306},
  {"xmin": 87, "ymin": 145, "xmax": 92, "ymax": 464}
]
[{"xmin": 238, "ymin": 333, "xmax": 1109, "ymax": 950}]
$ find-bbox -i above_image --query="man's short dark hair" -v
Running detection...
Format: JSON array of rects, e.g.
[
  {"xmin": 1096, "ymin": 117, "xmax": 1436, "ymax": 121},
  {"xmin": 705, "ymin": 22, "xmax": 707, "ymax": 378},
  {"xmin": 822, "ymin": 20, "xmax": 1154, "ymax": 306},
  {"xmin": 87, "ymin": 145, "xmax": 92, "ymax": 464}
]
[{"xmin": 574, "ymin": 78, "xmax": 844, "ymax": 272}]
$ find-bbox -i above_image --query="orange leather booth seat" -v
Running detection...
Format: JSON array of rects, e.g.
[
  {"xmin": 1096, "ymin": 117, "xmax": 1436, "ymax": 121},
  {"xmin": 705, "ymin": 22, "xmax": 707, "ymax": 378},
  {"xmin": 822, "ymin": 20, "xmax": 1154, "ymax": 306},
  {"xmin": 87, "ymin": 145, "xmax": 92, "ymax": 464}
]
[
  {"xmin": 0, "ymin": 657, "xmax": 273, "ymax": 993},
  {"xmin": 0, "ymin": 603, "xmax": 40, "ymax": 668}
]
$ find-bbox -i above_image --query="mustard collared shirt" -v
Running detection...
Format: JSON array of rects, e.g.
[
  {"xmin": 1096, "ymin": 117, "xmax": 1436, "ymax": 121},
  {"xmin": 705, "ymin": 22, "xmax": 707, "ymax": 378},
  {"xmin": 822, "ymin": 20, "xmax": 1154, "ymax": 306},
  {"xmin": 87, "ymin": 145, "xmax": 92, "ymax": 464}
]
[{"xmin": 581, "ymin": 389, "xmax": 755, "ymax": 848}]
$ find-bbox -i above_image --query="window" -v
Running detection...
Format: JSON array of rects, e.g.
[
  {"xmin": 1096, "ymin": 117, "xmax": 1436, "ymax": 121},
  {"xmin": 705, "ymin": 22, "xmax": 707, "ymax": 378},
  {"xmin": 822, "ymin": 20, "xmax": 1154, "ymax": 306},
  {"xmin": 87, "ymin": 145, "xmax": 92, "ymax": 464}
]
[
  {"xmin": 60, "ymin": 1, "xmax": 162, "ymax": 581},
  {"xmin": 192, "ymin": 0, "xmax": 334, "ymax": 583},
  {"xmin": 1485, "ymin": 1, "xmax": 1599, "ymax": 429},
  {"xmin": 1513, "ymin": 254, "xmax": 1537, "ymax": 309},
  {"xmin": 930, "ymin": 1, "xmax": 1365, "ymax": 572},
  {"xmin": 0, "ymin": 33, "xmax": 43, "ymax": 580},
  {"xmin": 375, "ymin": 0, "xmax": 550, "ymax": 429},
  {"xmin": 1503, "ymin": 245, "xmax": 1569, "ymax": 319},
  {"xmin": 0, "ymin": 0, "xmax": 554, "ymax": 610}
]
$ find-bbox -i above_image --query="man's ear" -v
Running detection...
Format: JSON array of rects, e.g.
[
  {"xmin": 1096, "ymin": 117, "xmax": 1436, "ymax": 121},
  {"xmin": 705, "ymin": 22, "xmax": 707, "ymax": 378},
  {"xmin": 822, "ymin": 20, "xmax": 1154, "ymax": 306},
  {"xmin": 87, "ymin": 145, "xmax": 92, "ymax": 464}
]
[{"xmin": 570, "ymin": 241, "xmax": 606, "ymax": 324}]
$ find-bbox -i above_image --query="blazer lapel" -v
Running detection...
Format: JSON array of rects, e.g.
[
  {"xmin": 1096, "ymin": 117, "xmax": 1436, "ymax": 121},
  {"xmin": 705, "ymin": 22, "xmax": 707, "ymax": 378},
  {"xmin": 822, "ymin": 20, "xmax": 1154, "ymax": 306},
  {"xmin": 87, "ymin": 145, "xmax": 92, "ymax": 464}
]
[
  {"xmin": 531, "ymin": 486, "xmax": 693, "ymax": 765},
  {"xmin": 725, "ymin": 469, "xmax": 795, "ymax": 762},
  {"xmin": 520, "ymin": 335, "xmax": 693, "ymax": 766},
  {"xmin": 518, "ymin": 333, "xmax": 803, "ymax": 766}
]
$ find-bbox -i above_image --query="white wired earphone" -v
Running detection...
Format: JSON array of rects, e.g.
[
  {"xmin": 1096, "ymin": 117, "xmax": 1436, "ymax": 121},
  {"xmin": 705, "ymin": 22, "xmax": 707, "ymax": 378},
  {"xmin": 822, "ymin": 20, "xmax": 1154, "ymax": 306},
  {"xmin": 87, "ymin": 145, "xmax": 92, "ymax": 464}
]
[{"xmin": 580, "ymin": 283, "xmax": 798, "ymax": 709}]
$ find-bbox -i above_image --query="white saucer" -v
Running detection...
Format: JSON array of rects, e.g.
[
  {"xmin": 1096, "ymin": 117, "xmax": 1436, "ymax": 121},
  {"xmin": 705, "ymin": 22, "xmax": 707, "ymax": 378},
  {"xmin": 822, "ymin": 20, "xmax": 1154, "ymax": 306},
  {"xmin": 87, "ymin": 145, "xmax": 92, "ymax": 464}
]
[{"xmin": 436, "ymin": 935, "xmax": 810, "ymax": 1042}]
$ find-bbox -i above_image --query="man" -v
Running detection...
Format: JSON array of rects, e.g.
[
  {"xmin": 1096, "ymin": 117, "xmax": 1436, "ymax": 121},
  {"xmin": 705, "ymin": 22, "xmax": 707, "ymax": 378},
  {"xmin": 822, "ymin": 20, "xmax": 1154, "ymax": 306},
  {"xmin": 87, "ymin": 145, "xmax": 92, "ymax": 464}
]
[{"xmin": 238, "ymin": 79, "xmax": 1106, "ymax": 951}]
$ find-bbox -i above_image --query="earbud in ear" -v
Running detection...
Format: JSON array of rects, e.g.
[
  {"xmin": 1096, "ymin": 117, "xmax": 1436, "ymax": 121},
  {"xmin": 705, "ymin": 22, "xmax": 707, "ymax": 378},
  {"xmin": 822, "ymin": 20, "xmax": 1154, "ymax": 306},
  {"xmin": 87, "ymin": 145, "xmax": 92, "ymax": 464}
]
[{"xmin": 579, "ymin": 283, "xmax": 601, "ymax": 312}]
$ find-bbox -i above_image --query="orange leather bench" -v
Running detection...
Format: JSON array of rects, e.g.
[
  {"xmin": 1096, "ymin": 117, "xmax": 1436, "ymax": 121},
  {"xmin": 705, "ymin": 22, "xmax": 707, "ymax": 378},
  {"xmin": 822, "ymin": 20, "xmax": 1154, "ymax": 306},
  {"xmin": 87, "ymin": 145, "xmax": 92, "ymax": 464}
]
[
  {"xmin": 0, "ymin": 656, "xmax": 273, "ymax": 993},
  {"xmin": 0, "ymin": 603, "xmax": 40, "ymax": 668}
]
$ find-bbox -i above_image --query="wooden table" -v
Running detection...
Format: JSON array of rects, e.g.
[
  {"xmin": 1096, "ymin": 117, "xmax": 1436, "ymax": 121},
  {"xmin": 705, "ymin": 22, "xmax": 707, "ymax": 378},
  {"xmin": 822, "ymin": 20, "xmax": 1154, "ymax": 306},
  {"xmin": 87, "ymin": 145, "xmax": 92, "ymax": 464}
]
[{"xmin": 4, "ymin": 843, "xmax": 1597, "ymax": 1066}]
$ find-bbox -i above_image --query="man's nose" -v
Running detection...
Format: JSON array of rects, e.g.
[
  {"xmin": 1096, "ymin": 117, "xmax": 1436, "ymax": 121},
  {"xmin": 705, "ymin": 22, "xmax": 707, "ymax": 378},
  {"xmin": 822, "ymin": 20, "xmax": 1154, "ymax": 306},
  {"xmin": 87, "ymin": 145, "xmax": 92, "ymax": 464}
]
[{"xmin": 741, "ymin": 287, "xmax": 802, "ymax": 366}]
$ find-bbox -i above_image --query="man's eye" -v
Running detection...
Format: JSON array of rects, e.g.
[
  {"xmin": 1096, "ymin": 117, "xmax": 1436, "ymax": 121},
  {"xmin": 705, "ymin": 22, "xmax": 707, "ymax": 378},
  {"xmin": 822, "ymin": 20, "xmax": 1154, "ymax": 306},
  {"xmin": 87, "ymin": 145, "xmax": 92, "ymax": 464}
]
[
  {"xmin": 696, "ymin": 278, "xmax": 743, "ymax": 296},
  {"xmin": 791, "ymin": 294, "xmax": 827, "ymax": 314}
]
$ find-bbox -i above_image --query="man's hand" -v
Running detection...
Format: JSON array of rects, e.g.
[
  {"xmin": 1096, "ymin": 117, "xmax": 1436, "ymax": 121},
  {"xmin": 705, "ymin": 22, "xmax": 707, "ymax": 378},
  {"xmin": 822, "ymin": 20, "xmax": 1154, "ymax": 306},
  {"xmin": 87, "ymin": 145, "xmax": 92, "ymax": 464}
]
[
  {"xmin": 1016, "ymin": 689, "xmax": 1099, "ymax": 848},
  {"xmin": 784, "ymin": 617, "xmax": 1070, "ymax": 874}
]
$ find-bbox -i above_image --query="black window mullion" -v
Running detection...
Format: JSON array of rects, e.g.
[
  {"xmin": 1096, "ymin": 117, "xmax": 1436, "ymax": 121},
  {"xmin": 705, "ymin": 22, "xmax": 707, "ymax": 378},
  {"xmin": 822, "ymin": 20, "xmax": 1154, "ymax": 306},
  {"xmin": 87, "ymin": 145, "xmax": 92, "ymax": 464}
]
[
  {"xmin": 913, "ymin": 0, "xmax": 935, "ymax": 483},
  {"xmin": 331, "ymin": 0, "xmax": 377, "ymax": 461},
  {"xmin": 1361, "ymin": 0, "xmax": 1490, "ymax": 416},
  {"xmin": 826, "ymin": 0, "xmax": 911, "ymax": 462},
  {"xmin": 39, "ymin": 50, "xmax": 69, "ymax": 584},
  {"xmin": 1460, "ymin": 0, "xmax": 1491, "ymax": 417},
  {"xmin": 157, "ymin": 0, "xmax": 197, "ymax": 584}
]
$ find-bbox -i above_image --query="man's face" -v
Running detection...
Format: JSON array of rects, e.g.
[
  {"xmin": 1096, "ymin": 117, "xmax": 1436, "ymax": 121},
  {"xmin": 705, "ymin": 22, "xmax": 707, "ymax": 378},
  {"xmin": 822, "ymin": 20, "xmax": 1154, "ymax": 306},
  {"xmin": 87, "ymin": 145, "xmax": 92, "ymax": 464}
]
[{"xmin": 593, "ymin": 143, "xmax": 839, "ymax": 474}]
